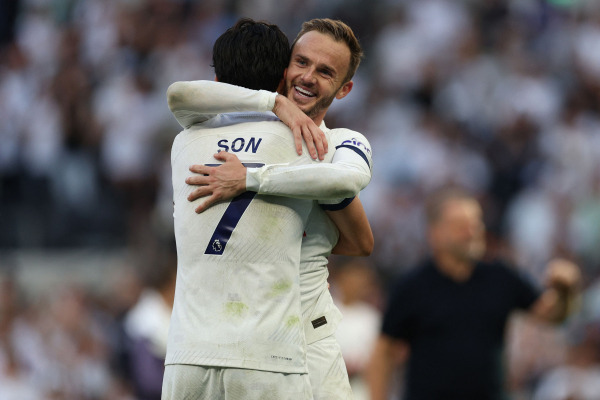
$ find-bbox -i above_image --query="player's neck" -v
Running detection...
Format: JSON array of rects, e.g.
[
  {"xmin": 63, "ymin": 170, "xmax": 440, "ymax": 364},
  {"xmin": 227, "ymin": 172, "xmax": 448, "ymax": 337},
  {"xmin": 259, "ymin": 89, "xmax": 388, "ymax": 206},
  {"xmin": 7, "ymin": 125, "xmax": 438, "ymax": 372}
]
[{"xmin": 312, "ymin": 115, "xmax": 325, "ymax": 127}]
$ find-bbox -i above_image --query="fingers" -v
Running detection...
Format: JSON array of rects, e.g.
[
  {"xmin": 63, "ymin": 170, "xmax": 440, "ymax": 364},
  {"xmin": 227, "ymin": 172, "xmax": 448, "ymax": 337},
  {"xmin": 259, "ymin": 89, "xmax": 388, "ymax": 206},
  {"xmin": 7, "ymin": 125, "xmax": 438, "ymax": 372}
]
[
  {"xmin": 214, "ymin": 151, "xmax": 234, "ymax": 162},
  {"xmin": 319, "ymin": 127, "xmax": 328, "ymax": 154},
  {"xmin": 185, "ymin": 174, "xmax": 210, "ymax": 186},
  {"xmin": 311, "ymin": 126, "xmax": 326, "ymax": 161},
  {"xmin": 293, "ymin": 128, "xmax": 304, "ymax": 156},
  {"xmin": 302, "ymin": 128, "xmax": 318, "ymax": 160},
  {"xmin": 187, "ymin": 185, "xmax": 212, "ymax": 202},
  {"xmin": 304, "ymin": 126, "xmax": 327, "ymax": 161},
  {"xmin": 189, "ymin": 164, "xmax": 211, "ymax": 175},
  {"xmin": 195, "ymin": 195, "xmax": 218, "ymax": 214}
]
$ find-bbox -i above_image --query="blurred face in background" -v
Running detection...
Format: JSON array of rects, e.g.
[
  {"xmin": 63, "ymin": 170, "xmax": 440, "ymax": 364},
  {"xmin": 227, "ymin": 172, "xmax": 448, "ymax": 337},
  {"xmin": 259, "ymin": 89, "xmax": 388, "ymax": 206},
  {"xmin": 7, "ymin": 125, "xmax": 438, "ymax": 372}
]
[
  {"xmin": 284, "ymin": 30, "xmax": 353, "ymax": 124},
  {"xmin": 429, "ymin": 198, "xmax": 486, "ymax": 263}
]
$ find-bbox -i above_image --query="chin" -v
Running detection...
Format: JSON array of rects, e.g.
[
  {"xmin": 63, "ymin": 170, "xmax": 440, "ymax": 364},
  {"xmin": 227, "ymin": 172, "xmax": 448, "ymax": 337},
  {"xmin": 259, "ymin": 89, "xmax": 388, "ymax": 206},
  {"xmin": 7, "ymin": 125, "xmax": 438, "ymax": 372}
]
[
  {"xmin": 290, "ymin": 97, "xmax": 311, "ymax": 112},
  {"xmin": 468, "ymin": 247, "xmax": 486, "ymax": 262}
]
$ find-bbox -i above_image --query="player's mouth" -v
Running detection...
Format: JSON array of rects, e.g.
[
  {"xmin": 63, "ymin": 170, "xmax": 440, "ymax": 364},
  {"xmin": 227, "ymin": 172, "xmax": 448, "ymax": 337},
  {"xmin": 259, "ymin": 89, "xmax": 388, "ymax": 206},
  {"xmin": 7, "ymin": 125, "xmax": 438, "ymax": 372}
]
[{"xmin": 294, "ymin": 86, "xmax": 316, "ymax": 98}]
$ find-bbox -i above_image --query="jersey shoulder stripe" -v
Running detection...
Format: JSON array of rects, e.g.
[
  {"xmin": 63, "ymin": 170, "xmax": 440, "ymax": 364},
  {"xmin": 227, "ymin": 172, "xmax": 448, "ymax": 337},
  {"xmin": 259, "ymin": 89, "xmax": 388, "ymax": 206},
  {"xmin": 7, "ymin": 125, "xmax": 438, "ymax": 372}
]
[
  {"xmin": 335, "ymin": 143, "xmax": 371, "ymax": 169},
  {"xmin": 319, "ymin": 196, "xmax": 355, "ymax": 211},
  {"xmin": 329, "ymin": 128, "xmax": 372, "ymax": 167}
]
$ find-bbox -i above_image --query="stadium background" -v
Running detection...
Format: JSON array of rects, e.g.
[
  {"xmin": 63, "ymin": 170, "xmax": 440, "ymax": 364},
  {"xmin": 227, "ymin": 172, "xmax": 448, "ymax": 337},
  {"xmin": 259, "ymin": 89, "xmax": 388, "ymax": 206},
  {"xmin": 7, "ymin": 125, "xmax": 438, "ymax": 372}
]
[{"xmin": 1, "ymin": 0, "xmax": 600, "ymax": 398}]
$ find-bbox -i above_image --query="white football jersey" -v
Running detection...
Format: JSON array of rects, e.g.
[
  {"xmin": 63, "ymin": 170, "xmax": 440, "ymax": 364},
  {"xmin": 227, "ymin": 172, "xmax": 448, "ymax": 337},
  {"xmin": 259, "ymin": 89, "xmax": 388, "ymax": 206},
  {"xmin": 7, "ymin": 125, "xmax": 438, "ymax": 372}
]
[
  {"xmin": 167, "ymin": 80, "xmax": 374, "ymax": 349},
  {"xmin": 167, "ymin": 112, "xmax": 321, "ymax": 374},
  {"xmin": 299, "ymin": 125, "xmax": 373, "ymax": 345}
]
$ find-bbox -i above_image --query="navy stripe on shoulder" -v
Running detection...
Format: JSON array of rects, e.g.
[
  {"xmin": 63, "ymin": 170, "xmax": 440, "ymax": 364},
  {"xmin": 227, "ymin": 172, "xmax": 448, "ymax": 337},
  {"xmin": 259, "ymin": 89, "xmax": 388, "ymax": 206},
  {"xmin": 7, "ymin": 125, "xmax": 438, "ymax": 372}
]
[
  {"xmin": 335, "ymin": 144, "xmax": 371, "ymax": 169},
  {"xmin": 319, "ymin": 196, "xmax": 355, "ymax": 211}
]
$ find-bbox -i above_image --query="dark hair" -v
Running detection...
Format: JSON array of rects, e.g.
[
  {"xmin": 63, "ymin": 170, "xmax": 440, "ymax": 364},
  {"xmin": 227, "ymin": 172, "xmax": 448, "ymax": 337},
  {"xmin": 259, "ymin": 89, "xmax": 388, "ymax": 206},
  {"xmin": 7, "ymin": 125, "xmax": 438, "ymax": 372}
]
[
  {"xmin": 292, "ymin": 18, "xmax": 363, "ymax": 84},
  {"xmin": 212, "ymin": 18, "xmax": 290, "ymax": 92}
]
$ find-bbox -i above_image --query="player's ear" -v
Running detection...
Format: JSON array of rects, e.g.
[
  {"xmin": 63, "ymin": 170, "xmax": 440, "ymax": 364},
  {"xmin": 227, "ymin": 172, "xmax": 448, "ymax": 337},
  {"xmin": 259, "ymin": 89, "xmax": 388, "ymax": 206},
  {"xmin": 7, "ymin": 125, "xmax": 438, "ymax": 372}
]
[
  {"xmin": 214, "ymin": 75, "xmax": 219, "ymax": 82},
  {"xmin": 276, "ymin": 69, "xmax": 288, "ymax": 94},
  {"xmin": 336, "ymin": 80, "xmax": 353, "ymax": 100}
]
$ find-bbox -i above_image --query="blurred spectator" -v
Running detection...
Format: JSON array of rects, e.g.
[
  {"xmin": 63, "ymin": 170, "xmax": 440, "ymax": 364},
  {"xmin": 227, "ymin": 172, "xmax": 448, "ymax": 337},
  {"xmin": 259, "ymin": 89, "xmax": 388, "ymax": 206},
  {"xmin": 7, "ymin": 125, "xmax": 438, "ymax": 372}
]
[
  {"xmin": 122, "ymin": 248, "xmax": 176, "ymax": 400},
  {"xmin": 331, "ymin": 258, "xmax": 382, "ymax": 400},
  {"xmin": 0, "ymin": 248, "xmax": 176, "ymax": 399},
  {"xmin": 505, "ymin": 313, "xmax": 568, "ymax": 399},
  {"xmin": 532, "ymin": 325, "xmax": 600, "ymax": 400},
  {"xmin": 366, "ymin": 187, "xmax": 581, "ymax": 400},
  {"xmin": 0, "ymin": 271, "xmax": 43, "ymax": 400}
]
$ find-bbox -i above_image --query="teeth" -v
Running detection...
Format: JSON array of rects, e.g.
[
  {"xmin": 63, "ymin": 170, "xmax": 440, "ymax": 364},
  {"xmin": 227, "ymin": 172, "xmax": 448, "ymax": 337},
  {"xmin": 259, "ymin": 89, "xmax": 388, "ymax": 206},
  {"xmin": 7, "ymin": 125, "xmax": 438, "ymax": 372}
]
[{"xmin": 295, "ymin": 86, "xmax": 314, "ymax": 97}]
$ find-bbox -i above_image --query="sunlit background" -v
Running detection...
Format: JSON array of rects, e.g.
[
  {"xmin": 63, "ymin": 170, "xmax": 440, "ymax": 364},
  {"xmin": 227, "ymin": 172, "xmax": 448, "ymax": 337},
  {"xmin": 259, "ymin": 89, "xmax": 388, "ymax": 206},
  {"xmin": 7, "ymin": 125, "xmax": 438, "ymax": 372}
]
[{"xmin": 2, "ymin": 0, "xmax": 600, "ymax": 399}]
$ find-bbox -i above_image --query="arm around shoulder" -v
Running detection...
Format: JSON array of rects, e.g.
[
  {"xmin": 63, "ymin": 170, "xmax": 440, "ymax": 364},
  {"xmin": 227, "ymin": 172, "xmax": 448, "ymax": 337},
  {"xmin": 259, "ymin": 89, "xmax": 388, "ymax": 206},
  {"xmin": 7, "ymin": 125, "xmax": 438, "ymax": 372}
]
[
  {"xmin": 166, "ymin": 81, "xmax": 188, "ymax": 112},
  {"xmin": 247, "ymin": 133, "xmax": 372, "ymax": 200},
  {"xmin": 166, "ymin": 80, "xmax": 276, "ymax": 128}
]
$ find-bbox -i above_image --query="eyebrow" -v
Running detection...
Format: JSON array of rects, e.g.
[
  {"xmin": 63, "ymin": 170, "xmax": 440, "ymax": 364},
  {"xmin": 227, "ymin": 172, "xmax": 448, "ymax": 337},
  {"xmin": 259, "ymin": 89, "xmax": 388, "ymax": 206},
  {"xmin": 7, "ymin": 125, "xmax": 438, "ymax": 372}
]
[
  {"xmin": 294, "ymin": 53, "xmax": 338, "ymax": 77},
  {"xmin": 318, "ymin": 64, "xmax": 335, "ymax": 75}
]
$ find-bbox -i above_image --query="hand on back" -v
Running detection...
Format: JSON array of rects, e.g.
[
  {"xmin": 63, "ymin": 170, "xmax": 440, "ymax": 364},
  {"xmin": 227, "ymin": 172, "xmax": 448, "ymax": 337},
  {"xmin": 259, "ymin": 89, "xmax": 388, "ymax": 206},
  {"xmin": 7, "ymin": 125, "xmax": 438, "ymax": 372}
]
[{"xmin": 186, "ymin": 152, "xmax": 247, "ymax": 213}]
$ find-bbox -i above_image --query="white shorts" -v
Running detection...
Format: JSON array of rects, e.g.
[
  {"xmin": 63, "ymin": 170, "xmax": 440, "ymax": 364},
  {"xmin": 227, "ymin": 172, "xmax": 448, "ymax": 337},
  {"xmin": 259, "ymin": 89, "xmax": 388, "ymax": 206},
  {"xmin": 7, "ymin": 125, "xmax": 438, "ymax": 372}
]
[
  {"xmin": 161, "ymin": 364, "xmax": 313, "ymax": 400},
  {"xmin": 307, "ymin": 335, "xmax": 354, "ymax": 400}
]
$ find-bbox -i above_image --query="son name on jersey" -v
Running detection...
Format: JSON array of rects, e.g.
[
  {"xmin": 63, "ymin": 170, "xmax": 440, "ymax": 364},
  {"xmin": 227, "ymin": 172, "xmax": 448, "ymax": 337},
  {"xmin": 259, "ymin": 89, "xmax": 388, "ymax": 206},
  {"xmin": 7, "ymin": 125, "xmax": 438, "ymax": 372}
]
[{"xmin": 218, "ymin": 137, "xmax": 262, "ymax": 153}]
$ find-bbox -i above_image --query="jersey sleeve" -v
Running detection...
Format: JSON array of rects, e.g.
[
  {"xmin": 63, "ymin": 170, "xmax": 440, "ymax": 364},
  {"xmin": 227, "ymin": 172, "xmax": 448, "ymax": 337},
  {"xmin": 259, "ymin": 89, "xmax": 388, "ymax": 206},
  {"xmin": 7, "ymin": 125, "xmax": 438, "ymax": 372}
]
[
  {"xmin": 166, "ymin": 80, "xmax": 277, "ymax": 128},
  {"xmin": 245, "ymin": 129, "xmax": 373, "ymax": 203}
]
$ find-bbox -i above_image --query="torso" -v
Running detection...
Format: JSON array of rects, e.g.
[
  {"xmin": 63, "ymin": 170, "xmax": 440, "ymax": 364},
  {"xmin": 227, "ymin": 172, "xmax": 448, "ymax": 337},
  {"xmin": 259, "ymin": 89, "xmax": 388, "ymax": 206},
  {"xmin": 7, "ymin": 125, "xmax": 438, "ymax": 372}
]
[{"xmin": 167, "ymin": 113, "xmax": 321, "ymax": 373}]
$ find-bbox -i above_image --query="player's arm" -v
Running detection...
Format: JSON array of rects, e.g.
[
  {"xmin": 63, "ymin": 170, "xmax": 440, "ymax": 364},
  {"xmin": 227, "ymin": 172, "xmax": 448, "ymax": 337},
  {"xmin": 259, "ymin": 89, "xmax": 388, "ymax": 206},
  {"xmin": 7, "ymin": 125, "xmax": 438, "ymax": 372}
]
[
  {"xmin": 166, "ymin": 80, "xmax": 327, "ymax": 159},
  {"xmin": 167, "ymin": 80, "xmax": 275, "ymax": 127},
  {"xmin": 245, "ymin": 134, "xmax": 371, "ymax": 199},
  {"xmin": 187, "ymin": 134, "xmax": 372, "ymax": 213},
  {"xmin": 325, "ymin": 197, "xmax": 373, "ymax": 256},
  {"xmin": 186, "ymin": 151, "xmax": 374, "ymax": 257},
  {"xmin": 528, "ymin": 258, "xmax": 581, "ymax": 324}
]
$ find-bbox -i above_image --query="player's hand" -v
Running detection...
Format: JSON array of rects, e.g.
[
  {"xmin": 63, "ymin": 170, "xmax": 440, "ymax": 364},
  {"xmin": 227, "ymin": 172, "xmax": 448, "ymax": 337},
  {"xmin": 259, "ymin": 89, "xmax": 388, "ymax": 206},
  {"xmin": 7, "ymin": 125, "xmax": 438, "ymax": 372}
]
[
  {"xmin": 545, "ymin": 258, "xmax": 580, "ymax": 292},
  {"xmin": 273, "ymin": 94, "xmax": 328, "ymax": 160},
  {"xmin": 186, "ymin": 152, "xmax": 247, "ymax": 213}
]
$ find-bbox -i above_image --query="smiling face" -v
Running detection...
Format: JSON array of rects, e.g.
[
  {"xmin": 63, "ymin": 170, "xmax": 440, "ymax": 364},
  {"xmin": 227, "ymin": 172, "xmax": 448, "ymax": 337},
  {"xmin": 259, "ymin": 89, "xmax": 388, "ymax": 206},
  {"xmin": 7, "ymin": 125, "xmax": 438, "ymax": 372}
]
[{"xmin": 283, "ymin": 31, "xmax": 353, "ymax": 125}]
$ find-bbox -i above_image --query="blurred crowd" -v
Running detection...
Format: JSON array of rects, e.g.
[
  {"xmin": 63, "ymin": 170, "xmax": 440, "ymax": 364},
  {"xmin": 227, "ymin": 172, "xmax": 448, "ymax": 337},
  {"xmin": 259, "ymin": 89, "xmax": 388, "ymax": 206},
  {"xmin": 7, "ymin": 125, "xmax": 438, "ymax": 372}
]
[{"xmin": 2, "ymin": 0, "xmax": 600, "ymax": 399}]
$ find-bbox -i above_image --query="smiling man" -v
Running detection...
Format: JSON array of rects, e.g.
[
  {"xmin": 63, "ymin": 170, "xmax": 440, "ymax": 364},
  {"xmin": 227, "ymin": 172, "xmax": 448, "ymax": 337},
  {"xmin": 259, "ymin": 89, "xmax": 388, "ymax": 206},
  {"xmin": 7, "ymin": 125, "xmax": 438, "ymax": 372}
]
[{"xmin": 284, "ymin": 22, "xmax": 359, "ymax": 124}]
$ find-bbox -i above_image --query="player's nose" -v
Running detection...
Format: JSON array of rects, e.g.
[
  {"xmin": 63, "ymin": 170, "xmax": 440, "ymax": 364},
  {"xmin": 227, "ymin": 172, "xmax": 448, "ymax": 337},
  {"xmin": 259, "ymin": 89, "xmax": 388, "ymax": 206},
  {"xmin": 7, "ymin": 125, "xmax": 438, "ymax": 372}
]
[{"xmin": 300, "ymin": 67, "xmax": 317, "ymax": 85}]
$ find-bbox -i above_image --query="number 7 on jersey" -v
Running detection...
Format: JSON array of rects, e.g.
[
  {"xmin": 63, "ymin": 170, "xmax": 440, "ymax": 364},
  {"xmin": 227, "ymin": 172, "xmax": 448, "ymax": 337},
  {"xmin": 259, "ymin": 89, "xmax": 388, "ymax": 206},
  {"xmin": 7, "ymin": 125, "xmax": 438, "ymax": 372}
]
[{"xmin": 204, "ymin": 163, "xmax": 264, "ymax": 255}]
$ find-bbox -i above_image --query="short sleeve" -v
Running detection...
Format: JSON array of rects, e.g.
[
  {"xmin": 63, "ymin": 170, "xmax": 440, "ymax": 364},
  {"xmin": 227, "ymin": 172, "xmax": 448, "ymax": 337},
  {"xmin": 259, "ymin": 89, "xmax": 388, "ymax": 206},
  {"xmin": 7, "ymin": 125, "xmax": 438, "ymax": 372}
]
[
  {"xmin": 329, "ymin": 128, "xmax": 373, "ymax": 172},
  {"xmin": 494, "ymin": 260, "xmax": 542, "ymax": 311}
]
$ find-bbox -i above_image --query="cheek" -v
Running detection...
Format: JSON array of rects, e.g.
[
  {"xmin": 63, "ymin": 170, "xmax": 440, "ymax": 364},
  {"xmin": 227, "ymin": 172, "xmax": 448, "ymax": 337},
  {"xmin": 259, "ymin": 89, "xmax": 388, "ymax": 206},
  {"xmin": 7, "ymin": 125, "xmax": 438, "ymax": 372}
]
[{"xmin": 284, "ymin": 69, "xmax": 297, "ymax": 83}]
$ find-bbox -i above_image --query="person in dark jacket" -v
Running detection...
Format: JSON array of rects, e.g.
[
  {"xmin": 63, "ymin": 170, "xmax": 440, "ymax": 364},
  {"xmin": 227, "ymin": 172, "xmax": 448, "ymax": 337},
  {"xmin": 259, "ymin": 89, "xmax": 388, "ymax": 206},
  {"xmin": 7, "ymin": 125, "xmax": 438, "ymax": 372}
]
[{"xmin": 367, "ymin": 186, "xmax": 580, "ymax": 400}]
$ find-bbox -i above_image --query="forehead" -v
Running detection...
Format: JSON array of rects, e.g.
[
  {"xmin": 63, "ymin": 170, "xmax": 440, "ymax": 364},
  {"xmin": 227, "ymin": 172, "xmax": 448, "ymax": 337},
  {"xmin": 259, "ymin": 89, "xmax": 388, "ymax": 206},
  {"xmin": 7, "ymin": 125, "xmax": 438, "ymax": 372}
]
[
  {"xmin": 292, "ymin": 31, "xmax": 351, "ymax": 74},
  {"xmin": 440, "ymin": 198, "xmax": 482, "ymax": 222}
]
